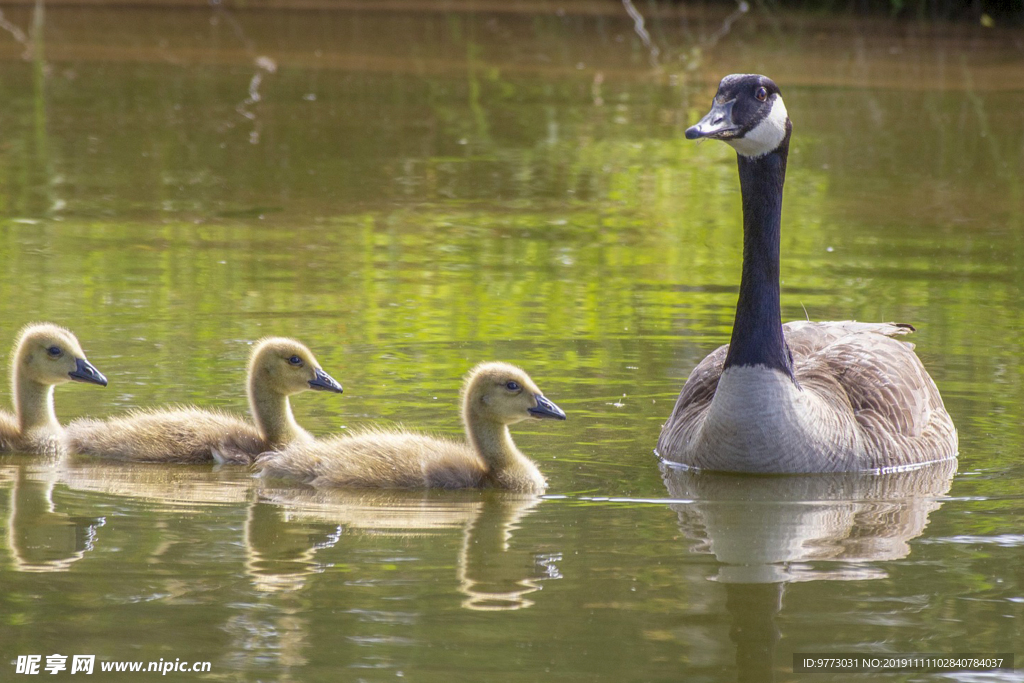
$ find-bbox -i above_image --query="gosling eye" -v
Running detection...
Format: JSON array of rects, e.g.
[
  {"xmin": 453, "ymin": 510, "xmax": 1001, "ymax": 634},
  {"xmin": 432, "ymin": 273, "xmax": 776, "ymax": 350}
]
[
  {"xmin": 505, "ymin": 380, "xmax": 520, "ymax": 391},
  {"xmin": 47, "ymin": 346, "xmax": 63, "ymax": 358},
  {"xmin": 755, "ymin": 87, "xmax": 768, "ymax": 102},
  {"xmin": 288, "ymin": 355, "xmax": 303, "ymax": 367}
]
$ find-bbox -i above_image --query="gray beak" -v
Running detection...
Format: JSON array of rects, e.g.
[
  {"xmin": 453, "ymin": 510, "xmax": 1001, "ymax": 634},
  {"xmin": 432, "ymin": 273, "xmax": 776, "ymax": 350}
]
[
  {"xmin": 528, "ymin": 394, "xmax": 566, "ymax": 421},
  {"xmin": 69, "ymin": 358, "xmax": 108, "ymax": 387},
  {"xmin": 685, "ymin": 99, "xmax": 738, "ymax": 140},
  {"xmin": 308, "ymin": 367, "xmax": 343, "ymax": 393}
]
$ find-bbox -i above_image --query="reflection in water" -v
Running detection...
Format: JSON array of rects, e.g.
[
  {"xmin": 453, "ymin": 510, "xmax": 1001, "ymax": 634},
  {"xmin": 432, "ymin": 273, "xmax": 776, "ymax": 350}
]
[
  {"xmin": 726, "ymin": 582, "xmax": 783, "ymax": 683},
  {"xmin": 456, "ymin": 494, "xmax": 546, "ymax": 610},
  {"xmin": 53, "ymin": 457, "xmax": 255, "ymax": 509},
  {"xmin": 663, "ymin": 460, "xmax": 957, "ymax": 682},
  {"xmin": 1, "ymin": 464, "xmax": 104, "ymax": 572},
  {"xmin": 663, "ymin": 459, "xmax": 957, "ymax": 583},
  {"xmin": 1, "ymin": 458, "xmax": 255, "ymax": 572},
  {"xmin": 244, "ymin": 500, "xmax": 341, "ymax": 593},
  {"xmin": 252, "ymin": 487, "xmax": 554, "ymax": 610}
]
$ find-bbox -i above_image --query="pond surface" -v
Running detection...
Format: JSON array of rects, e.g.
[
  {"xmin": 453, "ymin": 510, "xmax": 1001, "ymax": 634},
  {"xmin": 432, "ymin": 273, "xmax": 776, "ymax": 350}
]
[{"xmin": 1, "ymin": 2, "xmax": 1022, "ymax": 681}]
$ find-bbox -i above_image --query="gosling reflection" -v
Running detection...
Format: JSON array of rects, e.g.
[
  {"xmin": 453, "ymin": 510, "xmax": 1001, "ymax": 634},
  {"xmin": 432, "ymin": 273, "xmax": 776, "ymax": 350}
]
[
  {"xmin": 2, "ymin": 464, "xmax": 104, "ymax": 572},
  {"xmin": 247, "ymin": 487, "xmax": 555, "ymax": 609},
  {"xmin": 52, "ymin": 457, "xmax": 255, "ymax": 509},
  {"xmin": 457, "ymin": 494, "xmax": 546, "ymax": 610},
  {"xmin": 662, "ymin": 459, "xmax": 957, "ymax": 683},
  {"xmin": 243, "ymin": 500, "xmax": 341, "ymax": 593}
]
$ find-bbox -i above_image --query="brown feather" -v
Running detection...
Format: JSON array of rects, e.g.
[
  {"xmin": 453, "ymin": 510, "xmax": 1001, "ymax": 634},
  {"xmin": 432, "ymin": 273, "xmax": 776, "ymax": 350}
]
[{"xmin": 657, "ymin": 321, "xmax": 958, "ymax": 472}]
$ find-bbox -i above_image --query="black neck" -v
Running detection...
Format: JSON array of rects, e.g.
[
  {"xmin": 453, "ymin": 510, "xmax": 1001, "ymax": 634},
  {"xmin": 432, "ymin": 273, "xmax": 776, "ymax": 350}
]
[{"xmin": 723, "ymin": 125, "xmax": 793, "ymax": 377}]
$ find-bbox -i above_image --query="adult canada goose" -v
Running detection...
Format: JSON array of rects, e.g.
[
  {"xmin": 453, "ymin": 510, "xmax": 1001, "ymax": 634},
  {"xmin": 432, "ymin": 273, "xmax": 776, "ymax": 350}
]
[
  {"xmin": 64, "ymin": 337, "xmax": 342, "ymax": 464},
  {"xmin": 257, "ymin": 362, "xmax": 565, "ymax": 492},
  {"xmin": 0, "ymin": 323, "xmax": 108, "ymax": 455},
  {"xmin": 656, "ymin": 74, "xmax": 957, "ymax": 473}
]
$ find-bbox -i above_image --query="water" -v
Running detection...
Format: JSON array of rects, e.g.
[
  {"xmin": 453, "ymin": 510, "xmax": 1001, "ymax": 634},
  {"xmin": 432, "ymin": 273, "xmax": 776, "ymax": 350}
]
[{"xmin": 1, "ymin": 3, "xmax": 1022, "ymax": 681}]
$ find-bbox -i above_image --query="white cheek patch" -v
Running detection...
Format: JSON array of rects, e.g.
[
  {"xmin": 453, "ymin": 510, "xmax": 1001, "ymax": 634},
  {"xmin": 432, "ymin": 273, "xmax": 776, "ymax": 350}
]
[{"xmin": 727, "ymin": 96, "xmax": 789, "ymax": 158}]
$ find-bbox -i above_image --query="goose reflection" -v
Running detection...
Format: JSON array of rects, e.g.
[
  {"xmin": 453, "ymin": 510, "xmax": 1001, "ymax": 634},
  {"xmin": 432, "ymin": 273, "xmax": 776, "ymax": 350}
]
[
  {"xmin": 662, "ymin": 459, "xmax": 956, "ymax": 682},
  {"xmin": 662, "ymin": 459, "xmax": 956, "ymax": 583},
  {"xmin": 1, "ymin": 462, "xmax": 105, "ymax": 572},
  {"xmin": 248, "ymin": 487, "xmax": 554, "ymax": 610}
]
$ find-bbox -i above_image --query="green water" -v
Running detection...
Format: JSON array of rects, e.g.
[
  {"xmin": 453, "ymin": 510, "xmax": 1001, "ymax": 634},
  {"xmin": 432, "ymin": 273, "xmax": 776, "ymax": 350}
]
[{"xmin": 1, "ymin": 3, "xmax": 1022, "ymax": 681}]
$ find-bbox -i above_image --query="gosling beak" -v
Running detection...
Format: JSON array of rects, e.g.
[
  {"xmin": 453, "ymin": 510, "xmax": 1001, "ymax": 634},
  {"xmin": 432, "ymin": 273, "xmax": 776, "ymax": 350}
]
[
  {"xmin": 528, "ymin": 394, "xmax": 566, "ymax": 421},
  {"xmin": 69, "ymin": 358, "xmax": 108, "ymax": 387},
  {"xmin": 308, "ymin": 368, "xmax": 343, "ymax": 393},
  {"xmin": 685, "ymin": 98, "xmax": 738, "ymax": 140}
]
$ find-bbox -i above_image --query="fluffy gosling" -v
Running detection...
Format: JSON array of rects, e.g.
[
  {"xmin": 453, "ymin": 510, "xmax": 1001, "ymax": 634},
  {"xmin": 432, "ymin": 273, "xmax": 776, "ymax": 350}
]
[
  {"xmin": 257, "ymin": 362, "xmax": 565, "ymax": 493},
  {"xmin": 63, "ymin": 337, "xmax": 342, "ymax": 464},
  {"xmin": 0, "ymin": 323, "xmax": 107, "ymax": 455}
]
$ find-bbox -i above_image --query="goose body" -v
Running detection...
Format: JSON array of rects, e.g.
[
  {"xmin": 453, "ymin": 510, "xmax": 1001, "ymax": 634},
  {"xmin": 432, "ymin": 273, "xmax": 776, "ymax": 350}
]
[
  {"xmin": 257, "ymin": 362, "xmax": 565, "ymax": 492},
  {"xmin": 64, "ymin": 337, "xmax": 342, "ymax": 464},
  {"xmin": 656, "ymin": 75, "xmax": 957, "ymax": 473},
  {"xmin": 0, "ymin": 323, "xmax": 108, "ymax": 455}
]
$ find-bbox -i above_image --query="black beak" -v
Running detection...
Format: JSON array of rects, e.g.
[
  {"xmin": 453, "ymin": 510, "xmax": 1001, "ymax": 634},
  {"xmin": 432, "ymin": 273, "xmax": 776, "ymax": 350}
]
[
  {"xmin": 685, "ymin": 98, "xmax": 738, "ymax": 140},
  {"xmin": 69, "ymin": 358, "xmax": 108, "ymax": 387},
  {"xmin": 308, "ymin": 367, "xmax": 343, "ymax": 393},
  {"xmin": 528, "ymin": 394, "xmax": 566, "ymax": 421}
]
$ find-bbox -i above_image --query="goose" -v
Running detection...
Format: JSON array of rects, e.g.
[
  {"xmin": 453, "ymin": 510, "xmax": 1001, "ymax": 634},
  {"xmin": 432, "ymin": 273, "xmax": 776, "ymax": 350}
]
[
  {"xmin": 257, "ymin": 362, "xmax": 565, "ymax": 492},
  {"xmin": 656, "ymin": 74, "xmax": 957, "ymax": 473},
  {"xmin": 64, "ymin": 337, "xmax": 342, "ymax": 464},
  {"xmin": 0, "ymin": 323, "xmax": 108, "ymax": 455}
]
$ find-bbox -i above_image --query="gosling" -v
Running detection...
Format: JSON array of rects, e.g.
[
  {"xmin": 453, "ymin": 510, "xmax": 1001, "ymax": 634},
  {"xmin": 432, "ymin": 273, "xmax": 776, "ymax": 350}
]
[
  {"xmin": 64, "ymin": 337, "xmax": 342, "ymax": 464},
  {"xmin": 257, "ymin": 362, "xmax": 565, "ymax": 493},
  {"xmin": 0, "ymin": 323, "xmax": 108, "ymax": 455}
]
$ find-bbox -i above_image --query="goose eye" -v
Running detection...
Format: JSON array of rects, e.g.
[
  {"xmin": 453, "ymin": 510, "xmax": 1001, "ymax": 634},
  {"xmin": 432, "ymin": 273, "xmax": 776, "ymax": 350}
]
[
  {"xmin": 288, "ymin": 355, "xmax": 303, "ymax": 366},
  {"xmin": 47, "ymin": 346, "xmax": 62, "ymax": 358},
  {"xmin": 755, "ymin": 87, "xmax": 768, "ymax": 102},
  {"xmin": 505, "ymin": 381, "xmax": 520, "ymax": 391}
]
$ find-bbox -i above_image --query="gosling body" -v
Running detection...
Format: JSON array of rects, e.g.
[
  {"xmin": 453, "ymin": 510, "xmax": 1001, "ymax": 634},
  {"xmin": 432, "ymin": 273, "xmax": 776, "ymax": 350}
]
[
  {"xmin": 0, "ymin": 323, "xmax": 107, "ymax": 455},
  {"xmin": 258, "ymin": 362, "xmax": 565, "ymax": 493},
  {"xmin": 64, "ymin": 337, "xmax": 342, "ymax": 464},
  {"xmin": 656, "ymin": 75, "xmax": 957, "ymax": 473}
]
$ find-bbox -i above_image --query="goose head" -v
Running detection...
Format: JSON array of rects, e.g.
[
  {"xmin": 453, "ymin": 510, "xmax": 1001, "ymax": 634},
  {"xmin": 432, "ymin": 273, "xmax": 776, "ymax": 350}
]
[
  {"xmin": 14, "ymin": 323, "xmax": 107, "ymax": 387},
  {"xmin": 248, "ymin": 338, "xmax": 343, "ymax": 397},
  {"xmin": 685, "ymin": 74, "xmax": 790, "ymax": 158},
  {"xmin": 463, "ymin": 362, "xmax": 566, "ymax": 426}
]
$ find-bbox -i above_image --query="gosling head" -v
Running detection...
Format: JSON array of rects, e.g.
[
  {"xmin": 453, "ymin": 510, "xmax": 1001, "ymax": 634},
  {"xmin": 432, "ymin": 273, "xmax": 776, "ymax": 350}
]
[
  {"xmin": 685, "ymin": 74, "xmax": 790, "ymax": 158},
  {"xmin": 13, "ymin": 323, "xmax": 107, "ymax": 388},
  {"xmin": 248, "ymin": 338, "xmax": 343, "ymax": 397},
  {"xmin": 463, "ymin": 362, "xmax": 566, "ymax": 426}
]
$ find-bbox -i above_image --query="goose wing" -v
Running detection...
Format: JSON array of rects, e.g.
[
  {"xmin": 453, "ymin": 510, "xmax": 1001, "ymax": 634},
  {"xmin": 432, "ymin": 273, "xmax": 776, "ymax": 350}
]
[
  {"xmin": 656, "ymin": 342, "xmax": 729, "ymax": 458},
  {"xmin": 783, "ymin": 320, "xmax": 915, "ymax": 355},
  {"xmin": 787, "ymin": 321, "xmax": 957, "ymax": 466},
  {"xmin": 657, "ymin": 321, "xmax": 956, "ymax": 468}
]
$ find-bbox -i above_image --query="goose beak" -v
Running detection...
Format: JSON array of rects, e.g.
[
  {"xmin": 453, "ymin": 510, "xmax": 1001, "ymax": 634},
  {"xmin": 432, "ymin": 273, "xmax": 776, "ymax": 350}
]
[
  {"xmin": 685, "ymin": 99, "xmax": 738, "ymax": 140},
  {"xmin": 528, "ymin": 394, "xmax": 566, "ymax": 421},
  {"xmin": 308, "ymin": 368, "xmax": 343, "ymax": 393},
  {"xmin": 69, "ymin": 358, "xmax": 108, "ymax": 387}
]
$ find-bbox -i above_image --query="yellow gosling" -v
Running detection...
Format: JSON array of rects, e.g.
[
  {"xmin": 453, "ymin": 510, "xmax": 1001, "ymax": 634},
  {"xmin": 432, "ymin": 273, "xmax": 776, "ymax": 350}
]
[
  {"xmin": 257, "ymin": 362, "xmax": 565, "ymax": 493},
  {"xmin": 0, "ymin": 323, "xmax": 108, "ymax": 455},
  {"xmin": 63, "ymin": 337, "xmax": 342, "ymax": 464}
]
